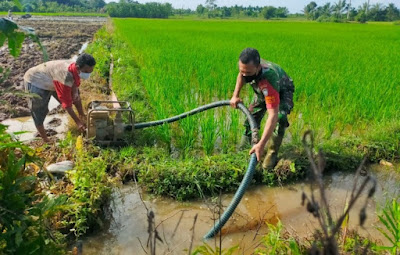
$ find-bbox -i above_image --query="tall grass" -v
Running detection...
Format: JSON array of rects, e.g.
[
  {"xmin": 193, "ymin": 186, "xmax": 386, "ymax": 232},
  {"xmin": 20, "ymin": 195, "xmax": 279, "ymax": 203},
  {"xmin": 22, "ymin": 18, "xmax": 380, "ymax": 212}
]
[{"xmin": 112, "ymin": 19, "xmax": 400, "ymax": 153}]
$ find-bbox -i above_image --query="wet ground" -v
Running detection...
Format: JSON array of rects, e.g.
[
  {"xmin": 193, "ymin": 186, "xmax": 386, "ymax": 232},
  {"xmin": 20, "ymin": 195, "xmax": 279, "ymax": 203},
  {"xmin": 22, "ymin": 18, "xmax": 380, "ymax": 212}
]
[
  {"xmin": 1, "ymin": 97, "xmax": 68, "ymax": 141},
  {"xmin": 82, "ymin": 164, "xmax": 399, "ymax": 254},
  {"xmin": 0, "ymin": 16, "xmax": 105, "ymax": 121}
]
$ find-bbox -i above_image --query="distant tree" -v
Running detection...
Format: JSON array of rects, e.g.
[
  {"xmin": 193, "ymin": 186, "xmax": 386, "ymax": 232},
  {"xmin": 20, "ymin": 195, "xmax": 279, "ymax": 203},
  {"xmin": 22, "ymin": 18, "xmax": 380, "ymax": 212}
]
[
  {"xmin": 205, "ymin": 0, "xmax": 218, "ymax": 17},
  {"xmin": 346, "ymin": 0, "xmax": 351, "ymax": 19},
  {"xmin": 262, "ymin": 6, "xmax": 276, "ymax": 19},
  {"xmin": 368, "ymin": 3, "xmax": 386, "ymax": 21},
  {"xmin": 315, "ymin": 3, "xmax": 333, "ymax": 21},
  {"xmin": 231, "ymin": 5, "xmax": 240, "ymax": 17},
  {"xmin": 347, "ymin": 7, "xmax": 358, "ymax": 20},
  {"xmin": 275, "ymin": 6, "xmax": 289, "ymax": 18},
  {"xmin": 0, "ymin": 1, "xmax": 17, "ymax": 12},
  {"xmin": 243, "ymin": 7, "xmax": 256, "ymax": 17},
  {"xmin": 107, "ymin": 1, "xmax": 172, "ymax": 18},
  {"xmin": 221, "ymin": 6, "xmax": 231, "ymax": 18},
  {"xmin": 88, "ymin": 0, "xmax": 105, "ymax": 9},
  {"xmin": 332, "ymin": 0, "xmax": 347, "ymax": 19},
  {"xmin": 205, "ymin": 0, "xmax": 216, "ymax": 11},
  {"xmin": 303, "ymin": 1, "xmax": 318, "ymax": 20},
  {"xmin": 356, "ymin": 4, "xmax": 368, "ymax": 23},
  {"xmin": 386, "ymin": 3, "xmax": 400, "ymax": 21},
  {"xmin": 196, "ymin": 4, "xmax": 206, "ymax": 16},
  {"xmin": 364, "ymin": 0, "xmax": 370, "ymax": 15},
  {"xmin": 321, "ymin": 3, "xmax": 332, "ymax": 16}
]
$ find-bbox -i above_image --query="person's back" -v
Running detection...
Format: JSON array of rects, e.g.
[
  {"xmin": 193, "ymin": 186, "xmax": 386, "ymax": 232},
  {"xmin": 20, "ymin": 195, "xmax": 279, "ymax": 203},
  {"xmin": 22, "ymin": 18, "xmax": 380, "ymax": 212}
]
[
  {"xmin": 24, "ymin": 60, "xmax": 75, "ymax": 91},
  {"xmin": 24, "ymin": 54, "xmax": 96, "ymax": 142}
]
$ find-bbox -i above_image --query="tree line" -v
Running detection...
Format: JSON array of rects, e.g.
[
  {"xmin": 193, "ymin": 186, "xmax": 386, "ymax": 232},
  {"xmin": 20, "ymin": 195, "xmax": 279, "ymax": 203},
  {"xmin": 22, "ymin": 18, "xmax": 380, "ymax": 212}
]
[
  {"xmin": 0, "ymin": 0, "xmax": 106, "ymax": 13},
  {"xmin": 107, "ymin": 1, "xmax": 173, "ymax": 18},
  {"xmin": 105, "ymin": 0, "xmax": 290, "ymax": 19},
  {"xmin": 195, "ymin": 2, "xmax": 290, "ymax": 19},
  {"xmin": 1, "ymin": 0, "xmax": 290, "ymax": 19},
  {"xmin": 303, "ymin": 1, "xmax": 400, "ymax": 22},
  {"xmin": 1, "ymin": 0, "xmax": 399, "ymax": 21}
]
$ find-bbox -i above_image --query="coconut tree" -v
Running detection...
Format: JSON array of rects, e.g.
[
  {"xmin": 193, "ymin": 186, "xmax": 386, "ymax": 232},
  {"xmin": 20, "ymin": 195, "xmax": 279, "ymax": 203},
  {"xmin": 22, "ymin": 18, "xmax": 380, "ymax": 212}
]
[
  {"xmin": 386, "ymin": 3, "xmax": 399, "ymax": 21},
  {"xmin": 333, "ymin": 0, "xmax": 347, "ymax": 19},
  {"xmin": 303, "ymin": 1, "xmax": 317, "ymax": 20}
]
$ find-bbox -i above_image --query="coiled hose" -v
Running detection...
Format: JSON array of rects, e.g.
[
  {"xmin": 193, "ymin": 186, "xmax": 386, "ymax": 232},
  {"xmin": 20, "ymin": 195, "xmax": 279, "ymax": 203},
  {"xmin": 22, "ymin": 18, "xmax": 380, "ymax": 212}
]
[{"xmin": 134, "ymin": 100, "xmax": 258, "ymax": 240}]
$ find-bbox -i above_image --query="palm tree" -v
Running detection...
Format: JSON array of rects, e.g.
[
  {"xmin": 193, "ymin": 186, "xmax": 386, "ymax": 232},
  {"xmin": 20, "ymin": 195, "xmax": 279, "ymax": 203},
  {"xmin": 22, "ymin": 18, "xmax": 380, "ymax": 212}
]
[
  {"xmin": 386, "ymin": 3, "xmax": 399, "ymax": 21},
  {"xmin": 347, "ymin": 0, "xmax": 351, "ymax": 19},
  {"xmin": 365, "ymin": 0, "xmax": 370, "ymax": 14},
  {"xmin": 303, "ymin": 1, "xmax": 317, "ymax": 20},
  {"xmin": 333, "ymin": 0, "xmax": 346, "ymax": 19}
]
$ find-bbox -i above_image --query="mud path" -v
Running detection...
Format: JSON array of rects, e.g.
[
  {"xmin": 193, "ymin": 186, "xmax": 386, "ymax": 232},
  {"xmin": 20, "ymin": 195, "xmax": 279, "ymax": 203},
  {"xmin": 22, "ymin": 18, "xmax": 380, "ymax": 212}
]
[{"xmin": 0, "ymin": 17, "xmax": 105, "ymax": 121}]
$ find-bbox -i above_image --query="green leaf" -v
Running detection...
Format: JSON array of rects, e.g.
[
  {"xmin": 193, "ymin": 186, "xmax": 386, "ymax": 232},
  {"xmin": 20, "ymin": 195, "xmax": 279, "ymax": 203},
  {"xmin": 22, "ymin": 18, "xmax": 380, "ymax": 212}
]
[
  {"xmin": 383, "ymin": 208, "xmax": 398, "ymax": 237},
  {"xmin": 377, "ymin": 226, "xmax": 395, "ymax": 245},
  {"xmin": 0, "ymin": 33, "xmax": 7, "ymax": 47},
  {"xmin": 27, "ymin": 33, "xmax": 48, "ymax": 61},
  {"xmin": 15, "ymin": 230, "xmax": 23, "ymax": 246},
  {"xmin": 290, "ymin": 162, "xmax": 296, "ymax": 173},
  {"xmin": 8, "ymin": 31, "xmax": 25, "ymax": 57},
  {"xmin": 0, "ymin": 18, "xmax": 18, "ymax": 34}
]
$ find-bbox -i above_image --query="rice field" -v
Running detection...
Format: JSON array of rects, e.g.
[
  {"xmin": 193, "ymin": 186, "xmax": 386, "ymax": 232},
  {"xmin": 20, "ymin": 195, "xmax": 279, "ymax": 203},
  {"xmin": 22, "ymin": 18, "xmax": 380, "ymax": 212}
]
[{"xmin": 112, "ymin": 19, "xmax": 400, "ymax": 153}]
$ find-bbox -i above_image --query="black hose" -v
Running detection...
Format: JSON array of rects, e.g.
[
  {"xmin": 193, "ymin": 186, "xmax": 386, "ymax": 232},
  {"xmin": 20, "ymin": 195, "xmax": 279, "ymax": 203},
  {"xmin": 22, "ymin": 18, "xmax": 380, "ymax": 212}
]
[
  {"xmin": 134, "ymin": 100, "xmax": 256, "ymax": 130},
  {"xmin": 134, "ymin": 100, "xmax": 259, "ymax": 239}
]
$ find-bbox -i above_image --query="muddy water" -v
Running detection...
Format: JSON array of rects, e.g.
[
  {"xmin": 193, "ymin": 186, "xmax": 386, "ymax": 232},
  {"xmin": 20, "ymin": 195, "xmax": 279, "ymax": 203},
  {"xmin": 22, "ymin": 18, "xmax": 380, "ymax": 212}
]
[
  {"xmin": 1, "ymin": 113, "xmax": 68, "ymax": 141},
  {"xmin": 82, "ymin": 164, "xmax": 399, "ymax": 254}
]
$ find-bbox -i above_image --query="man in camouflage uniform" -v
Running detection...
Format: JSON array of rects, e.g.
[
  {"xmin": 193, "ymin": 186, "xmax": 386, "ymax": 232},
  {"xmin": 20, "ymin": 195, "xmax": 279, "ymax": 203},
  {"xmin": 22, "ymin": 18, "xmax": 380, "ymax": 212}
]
[{"xmin": 230, "ymin": 48, "xmax": 294, "ymax": 169}]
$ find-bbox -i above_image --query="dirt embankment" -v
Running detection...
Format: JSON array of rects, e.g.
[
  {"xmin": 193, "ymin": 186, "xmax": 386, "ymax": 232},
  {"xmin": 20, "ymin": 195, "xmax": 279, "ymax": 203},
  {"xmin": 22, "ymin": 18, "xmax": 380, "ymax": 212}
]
[{"xmin": 0, "ymin": 17, "xmax": 105, "ymax": 121}]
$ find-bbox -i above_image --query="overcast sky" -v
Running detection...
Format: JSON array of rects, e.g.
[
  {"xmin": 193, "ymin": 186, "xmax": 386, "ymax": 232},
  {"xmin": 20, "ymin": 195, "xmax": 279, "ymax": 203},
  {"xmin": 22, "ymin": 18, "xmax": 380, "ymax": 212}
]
[{"xmin": 104, "ymin": 0, "xmax": 398, "ymax": 13}]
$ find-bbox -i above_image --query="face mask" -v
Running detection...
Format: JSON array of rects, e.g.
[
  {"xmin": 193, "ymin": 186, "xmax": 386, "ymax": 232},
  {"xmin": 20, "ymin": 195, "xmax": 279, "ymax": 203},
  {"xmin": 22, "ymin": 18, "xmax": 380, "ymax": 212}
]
[
  {"xmin": 243, "ymin": 73, "xmax": 257, "ymax": 83},
  {"xmin": 243, "ymin": 68, "xmax": 262, "ymax": 83},
  {"xmin": 79, "ymin": 72, "xmax": 91, "ymax": 80}
]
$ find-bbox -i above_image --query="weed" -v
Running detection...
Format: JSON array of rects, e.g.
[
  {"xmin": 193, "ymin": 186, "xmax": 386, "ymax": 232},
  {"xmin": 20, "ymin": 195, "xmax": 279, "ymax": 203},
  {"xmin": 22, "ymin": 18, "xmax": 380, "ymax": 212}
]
[
  {"xmin": 0, "ymin": 124, "xmax": 67, "ymax": 254},
  {"xmin": 375, "ymin": 199, "xmax": 400, "ymax": 254}
]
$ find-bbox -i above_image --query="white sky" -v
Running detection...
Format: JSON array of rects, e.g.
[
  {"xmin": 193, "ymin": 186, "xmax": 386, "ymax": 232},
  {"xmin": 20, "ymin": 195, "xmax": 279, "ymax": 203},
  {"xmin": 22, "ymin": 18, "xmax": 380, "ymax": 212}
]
[{"xmin": 104, "ymin": 0, "xmax": 399, "ymax": 13}]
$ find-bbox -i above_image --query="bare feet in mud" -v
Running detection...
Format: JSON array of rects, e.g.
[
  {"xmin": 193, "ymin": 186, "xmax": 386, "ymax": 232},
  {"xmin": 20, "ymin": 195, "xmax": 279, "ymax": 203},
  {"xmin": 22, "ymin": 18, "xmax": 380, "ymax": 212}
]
[
  {"xmin": 35, "ymin": 128, "xmax": 58, "ymax": 138},
  {"xmin": 30, "ymin": 135, "xmax": 60, "ymax": 146}
]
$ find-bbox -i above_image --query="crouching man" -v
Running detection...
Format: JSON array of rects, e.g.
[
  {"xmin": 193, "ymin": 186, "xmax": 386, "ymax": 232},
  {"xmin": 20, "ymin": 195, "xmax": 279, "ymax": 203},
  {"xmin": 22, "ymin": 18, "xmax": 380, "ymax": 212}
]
[
  {"xmin": 24, "ymin": 53, "xmax": 96, "ymax": 142},
  {"xmin": 230, "ymin": 48, "xmax": 295, "ymax": 169}
]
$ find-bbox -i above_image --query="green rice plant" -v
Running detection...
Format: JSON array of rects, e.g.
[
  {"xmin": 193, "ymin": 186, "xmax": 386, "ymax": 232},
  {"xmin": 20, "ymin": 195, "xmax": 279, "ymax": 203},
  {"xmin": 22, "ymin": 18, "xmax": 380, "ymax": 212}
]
[
  {"xmin": 217, "ymin": 115, "xmax": 230, "ymax": 153},
  {"xmin": 110, "ymin": 18, "xmax": 400, "ymax": 155},
  {"xmin": 201, "ymin": 111, "xmax": 218, "ymax": 155},
  {"xmin": 375, "ymin": 199, "xmax": 400, "ymax": 254}
]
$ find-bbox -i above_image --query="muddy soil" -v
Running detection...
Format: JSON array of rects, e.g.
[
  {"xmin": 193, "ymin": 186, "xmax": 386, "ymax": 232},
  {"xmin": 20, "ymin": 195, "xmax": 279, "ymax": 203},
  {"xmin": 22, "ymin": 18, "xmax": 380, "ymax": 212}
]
[{"xmin": 0, "ymin": 17, "xmax": 105, "ymax": 121}]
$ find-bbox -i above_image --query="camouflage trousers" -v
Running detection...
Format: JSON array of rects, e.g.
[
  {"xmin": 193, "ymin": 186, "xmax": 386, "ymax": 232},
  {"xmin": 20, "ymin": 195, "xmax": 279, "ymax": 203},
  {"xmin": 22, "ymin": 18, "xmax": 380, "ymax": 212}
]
[{"xmin": 244, "ymin": 76, "xmax": 294, "ymax": 140}]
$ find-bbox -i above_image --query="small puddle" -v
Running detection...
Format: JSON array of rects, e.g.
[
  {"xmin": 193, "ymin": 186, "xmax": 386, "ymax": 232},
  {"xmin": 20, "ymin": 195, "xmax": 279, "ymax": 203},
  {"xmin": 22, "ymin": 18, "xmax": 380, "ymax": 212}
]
[
  {"xmin": 1, "ymin": 96, "xmax": 68, "ymax": 141},
  {"xmin": 1, "ymin": 113, "xmax": 68, "ymax": 141},
  {"xmin": 82, "ymin": 164, "xmax": 400, "ymax": 254}
]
